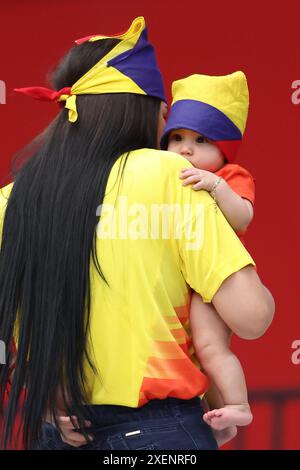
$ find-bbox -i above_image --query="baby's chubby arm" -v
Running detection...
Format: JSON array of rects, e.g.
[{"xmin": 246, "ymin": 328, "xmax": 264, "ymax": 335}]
[{"xmin": 179, "ymin": 168, "xmax": 253, "ymax": 232}]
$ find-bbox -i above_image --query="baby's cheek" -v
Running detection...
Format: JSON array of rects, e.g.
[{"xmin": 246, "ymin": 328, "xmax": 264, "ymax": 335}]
[{"xmin": 167, "ymin": 143, "xmax": 176, "ymax": 152}]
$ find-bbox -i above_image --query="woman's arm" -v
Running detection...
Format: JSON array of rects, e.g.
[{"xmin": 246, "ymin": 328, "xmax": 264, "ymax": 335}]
[
  {"xmin": 180, "ymin": 168, "xmax": 253, "ymax": 232},
  {"xmin": 178, "ymin": 174, "xmax": 273, "ymax": 340},
  {"xmin": 212, "ymin": 265, "xmax": 275, "ymax": 340}
]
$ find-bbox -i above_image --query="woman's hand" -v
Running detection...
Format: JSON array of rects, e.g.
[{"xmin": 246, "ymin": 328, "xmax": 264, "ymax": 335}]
[
  {"xmin": 46, "ymin": 411, "xmax": 94, "ymax": 448},
  {"xmin": 58, "ymin": 415, "xmax": 94, "ymax": 447},
  {"xmin": 179, "ymin": 168, "xmax": 219, "ymax": 191}
]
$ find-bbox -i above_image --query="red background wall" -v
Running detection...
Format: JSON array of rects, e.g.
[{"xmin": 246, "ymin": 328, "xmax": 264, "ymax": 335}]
[{"xmin": 1, "ymin": 0, "xmax": 299, "ymax": 449}]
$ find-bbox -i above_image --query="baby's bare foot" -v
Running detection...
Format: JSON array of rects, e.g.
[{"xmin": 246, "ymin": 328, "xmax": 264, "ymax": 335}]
[
  {"xmin": 203, "ymin": 404, "xmax": 252, "ymax": 431},
  {"xmin": 213, "ymin": 425, "xmax": 237, "ymax": 447}
]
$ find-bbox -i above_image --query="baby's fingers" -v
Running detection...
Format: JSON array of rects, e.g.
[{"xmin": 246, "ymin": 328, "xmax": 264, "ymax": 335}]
[
  {"xmin": 192, "ymin": 181, "xmax": 206, "ymax": 190},
  {"xmin": 179, "ymin": 168, "xmax": 196, "ymax": 178},
  {"xmin": 182, "ymin": 175, "xmax": 202, "ymax": 186}
]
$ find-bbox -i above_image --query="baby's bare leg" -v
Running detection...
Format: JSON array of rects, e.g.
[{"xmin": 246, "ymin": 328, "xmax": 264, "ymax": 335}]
[
  {"xmin": 205, "ymin": 382, "xmax": 226, "ymax": 410},
  {"xmin": 190, "ymin": 292, "xmax": 252, "ymax": 430}
]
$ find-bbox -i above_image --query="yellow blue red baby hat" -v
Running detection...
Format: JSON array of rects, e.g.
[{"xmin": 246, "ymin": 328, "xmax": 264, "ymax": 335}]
[{"xmin": 161, "ymin": 72, "xmax": 249, "ymax": 162}]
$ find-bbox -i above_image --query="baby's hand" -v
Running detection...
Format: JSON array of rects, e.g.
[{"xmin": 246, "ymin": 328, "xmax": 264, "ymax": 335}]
[{"xmin": 179, "ymin": 168, "xmax": 219, "ymax": 191}]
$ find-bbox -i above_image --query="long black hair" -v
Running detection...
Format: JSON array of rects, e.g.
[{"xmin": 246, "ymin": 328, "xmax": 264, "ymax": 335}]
[{"xmin": 0, "ymin": 38, "xmax": 161, "ymax": 449}]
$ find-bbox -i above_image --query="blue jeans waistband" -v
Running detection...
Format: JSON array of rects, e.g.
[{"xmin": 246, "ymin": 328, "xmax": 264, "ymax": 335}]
[{"xmin": 83, "ymin": 396, "xmax": 202, "ymax": 428}]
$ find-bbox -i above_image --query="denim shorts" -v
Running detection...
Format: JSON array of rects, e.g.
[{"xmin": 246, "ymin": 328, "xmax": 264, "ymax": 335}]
[{"xmin": 34, "ymin": 396, "xmax": 218, "ymax": 450}]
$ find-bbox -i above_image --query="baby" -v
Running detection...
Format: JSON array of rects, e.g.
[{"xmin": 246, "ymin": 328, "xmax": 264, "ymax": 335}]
[{"xmin": 161, "ymin": 72, "xmax": 255, "ymax": 436}]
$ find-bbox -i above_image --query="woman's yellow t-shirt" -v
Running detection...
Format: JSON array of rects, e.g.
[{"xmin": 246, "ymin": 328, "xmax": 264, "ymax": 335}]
[{"xmin": 0, "ymin": 149, "xmax": 255, "ymax": 407}]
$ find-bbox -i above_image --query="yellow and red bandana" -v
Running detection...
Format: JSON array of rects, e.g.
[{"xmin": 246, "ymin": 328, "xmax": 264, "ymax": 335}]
[{"xmin": 14, "ymin": 17, "xmax": 166, "ymax": 123}]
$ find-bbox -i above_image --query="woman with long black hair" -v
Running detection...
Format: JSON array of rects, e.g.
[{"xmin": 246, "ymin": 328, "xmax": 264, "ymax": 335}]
[{"xmin": 0, "ymin": 17, "xmax": 274, "ymax": 450}]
